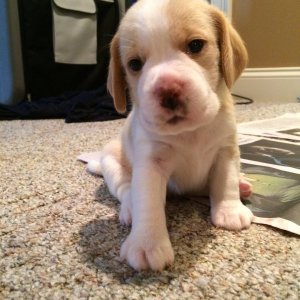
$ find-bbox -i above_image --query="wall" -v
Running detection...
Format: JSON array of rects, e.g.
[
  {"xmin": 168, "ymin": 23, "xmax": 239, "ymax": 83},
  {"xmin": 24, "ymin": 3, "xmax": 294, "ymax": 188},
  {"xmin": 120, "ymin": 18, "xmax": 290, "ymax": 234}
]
[
  {"xmin": 232, "ymin": 0, "xmax": 300, "ymax": 68},
  {"xmin": 0, "ymin": 0, "xmax": 25, "ymax": 104}
]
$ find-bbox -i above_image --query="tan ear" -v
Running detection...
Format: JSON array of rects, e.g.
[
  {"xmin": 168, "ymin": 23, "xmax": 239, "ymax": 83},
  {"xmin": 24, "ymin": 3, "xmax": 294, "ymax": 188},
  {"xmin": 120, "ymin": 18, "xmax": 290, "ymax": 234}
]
[
  {"xmin": 211, "ymin": 8, "xmax": 248, "ymax": 89},
  {"xmin": 107, "ymin": 33, "xmax": 127, "ymax": 113}
]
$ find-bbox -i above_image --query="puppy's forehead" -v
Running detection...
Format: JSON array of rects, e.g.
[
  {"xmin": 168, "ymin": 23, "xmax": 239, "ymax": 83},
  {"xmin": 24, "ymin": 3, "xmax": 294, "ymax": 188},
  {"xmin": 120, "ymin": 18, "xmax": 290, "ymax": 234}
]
[
  {"xmin": 119, "ymin": 0, "xmax": 215, "ymax": 57},
  {"xmin": 119, "ymin": 0, "xmax": 170, "ymax": 53}
]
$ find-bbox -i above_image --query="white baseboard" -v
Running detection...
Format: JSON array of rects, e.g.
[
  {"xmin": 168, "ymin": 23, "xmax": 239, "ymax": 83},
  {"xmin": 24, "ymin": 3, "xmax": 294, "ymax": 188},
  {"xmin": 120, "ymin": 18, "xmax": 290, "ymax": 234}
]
[{"xmin": 233, "ymin": 67, "xmax": 300, "ymax": 103}]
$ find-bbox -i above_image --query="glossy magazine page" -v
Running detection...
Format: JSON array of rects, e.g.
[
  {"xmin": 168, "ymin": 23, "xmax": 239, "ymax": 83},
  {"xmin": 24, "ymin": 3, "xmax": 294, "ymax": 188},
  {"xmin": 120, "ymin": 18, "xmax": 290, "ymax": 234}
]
[{"xmin": 239, "ymin": 113, "xmax": 300, "ymax": 235}]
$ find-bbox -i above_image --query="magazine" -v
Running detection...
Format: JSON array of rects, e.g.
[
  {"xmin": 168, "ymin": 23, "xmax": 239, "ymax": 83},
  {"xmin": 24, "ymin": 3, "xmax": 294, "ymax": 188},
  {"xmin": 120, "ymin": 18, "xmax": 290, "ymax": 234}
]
[
  {"xmin": 238, "ymin": 113, "xmax": 300, "ymax": 142},
  {"xmin": 238, "ymin": 113, "xmax": 300, "ymax": 235}
]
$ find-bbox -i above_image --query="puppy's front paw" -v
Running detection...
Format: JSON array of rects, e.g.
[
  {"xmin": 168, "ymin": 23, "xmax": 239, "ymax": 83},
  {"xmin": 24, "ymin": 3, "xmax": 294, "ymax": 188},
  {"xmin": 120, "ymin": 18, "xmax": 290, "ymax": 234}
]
[
  {"xmin": 211, "ymin": 201, "xmax": 253, "ymax": 231},
  {"xmin": 120, "ymin": 231, "xmax": 174, "ymax": 271}
]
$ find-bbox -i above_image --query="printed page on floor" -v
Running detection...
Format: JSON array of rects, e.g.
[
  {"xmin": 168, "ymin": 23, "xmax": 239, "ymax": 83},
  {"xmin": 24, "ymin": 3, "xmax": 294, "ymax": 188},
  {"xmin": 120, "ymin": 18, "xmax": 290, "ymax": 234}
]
[{"xmin": 239, "ymin": 113, "xmax": 300, "ymax": 235}]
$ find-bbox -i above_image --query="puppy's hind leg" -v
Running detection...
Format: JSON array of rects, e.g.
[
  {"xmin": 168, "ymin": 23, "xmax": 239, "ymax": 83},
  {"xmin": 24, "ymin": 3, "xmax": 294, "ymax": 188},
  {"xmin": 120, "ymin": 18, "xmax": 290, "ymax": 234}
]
[
  {"xmin": 87, "ymin": 159, "xmax": 102, "ymax": 175},
  {"xmin": 99, "ymin": 139, "xmax": 132, "ymax": 226}
]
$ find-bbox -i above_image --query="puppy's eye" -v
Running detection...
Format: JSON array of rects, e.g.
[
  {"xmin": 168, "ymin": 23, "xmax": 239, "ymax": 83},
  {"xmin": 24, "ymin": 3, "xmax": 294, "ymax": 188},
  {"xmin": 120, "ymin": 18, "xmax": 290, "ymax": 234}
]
[
  {"xmin": 187, "ymin": 39, "xmax": 205, "ymax": 54},
  {"xmin": 128, "ymin": 58, "xmax": 143, "ymax": 72}
]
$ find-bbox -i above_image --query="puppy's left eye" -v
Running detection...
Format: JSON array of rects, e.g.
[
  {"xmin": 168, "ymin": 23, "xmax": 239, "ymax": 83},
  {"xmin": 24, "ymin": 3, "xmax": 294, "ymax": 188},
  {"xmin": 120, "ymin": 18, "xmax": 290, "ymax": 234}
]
[
  {"xmin": 128, "ymin": 58, "xmax": 143, "ymax": 72},
  {"xmin": 187, "ymin": 39, "xmax": 205, "ymax": 54}
]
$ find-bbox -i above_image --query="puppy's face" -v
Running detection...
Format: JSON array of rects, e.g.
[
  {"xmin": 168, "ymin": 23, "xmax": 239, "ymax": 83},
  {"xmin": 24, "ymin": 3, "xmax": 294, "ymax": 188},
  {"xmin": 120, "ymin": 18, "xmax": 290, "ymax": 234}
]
[{"xmin": 108, "ymin": 0, "xmax": 248, "ymax": 135}]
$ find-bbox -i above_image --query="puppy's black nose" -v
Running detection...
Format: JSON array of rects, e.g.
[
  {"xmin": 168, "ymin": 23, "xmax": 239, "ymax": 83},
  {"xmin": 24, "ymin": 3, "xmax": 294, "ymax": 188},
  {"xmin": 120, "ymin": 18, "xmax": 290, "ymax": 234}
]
[{"xmin": 161, "ymin": 96, "xmax": 180, "ymax": 110}]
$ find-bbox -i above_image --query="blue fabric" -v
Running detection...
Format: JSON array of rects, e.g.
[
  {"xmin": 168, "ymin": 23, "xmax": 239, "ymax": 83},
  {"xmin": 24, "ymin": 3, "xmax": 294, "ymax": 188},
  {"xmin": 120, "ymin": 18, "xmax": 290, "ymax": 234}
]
[
  {"xmin": 0, "ymin": 1, "xmax": 14, "ymax": 105},
  {"xmin": 0, "ymin": 85, "xmax": 130, "ymax": 123}
]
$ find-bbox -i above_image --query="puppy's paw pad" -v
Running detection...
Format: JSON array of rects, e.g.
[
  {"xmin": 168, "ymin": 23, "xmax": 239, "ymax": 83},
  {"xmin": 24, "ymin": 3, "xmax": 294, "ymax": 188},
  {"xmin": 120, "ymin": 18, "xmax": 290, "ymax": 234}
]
[
  {"xmin": 211, "ymin": 202, "xmax": 253, "ymax": 231},
  {"xmin": 239, "ymin": 175, "xmax": 253, "ymax": 198},
  {"xmin": 120, "ymin": 233, "xmax": 174, "ymax": 271}
]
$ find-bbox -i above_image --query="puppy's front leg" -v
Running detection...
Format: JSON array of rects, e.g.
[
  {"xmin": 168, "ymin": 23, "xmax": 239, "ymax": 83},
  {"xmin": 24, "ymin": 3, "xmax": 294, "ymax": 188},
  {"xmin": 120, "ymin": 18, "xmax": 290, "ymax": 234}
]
[
  {"xmin": 120, "ymin": 163, "xmax": 174, "ymax": 271},
  {"xmin": 210, "ymin": 146, "xmax": 254, "ymax": 230}
]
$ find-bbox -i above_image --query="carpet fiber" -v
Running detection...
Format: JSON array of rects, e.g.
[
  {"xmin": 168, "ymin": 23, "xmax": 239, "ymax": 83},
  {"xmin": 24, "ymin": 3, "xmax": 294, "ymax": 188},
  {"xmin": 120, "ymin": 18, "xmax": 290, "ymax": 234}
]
[{"xmin": 1, "ymin": 103, "xmax": 300, "ymax": 299}]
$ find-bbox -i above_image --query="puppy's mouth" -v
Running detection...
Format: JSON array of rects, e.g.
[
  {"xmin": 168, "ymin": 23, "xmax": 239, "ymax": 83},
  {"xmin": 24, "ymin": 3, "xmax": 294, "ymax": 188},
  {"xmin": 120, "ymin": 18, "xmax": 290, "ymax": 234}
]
[
  {"xmin": 163, "ymin": 98, "xmax": 188, "ymax": 125},
  {"xmin": 167, "ymin": 115, "xmax": 185, "ymax": 125}
]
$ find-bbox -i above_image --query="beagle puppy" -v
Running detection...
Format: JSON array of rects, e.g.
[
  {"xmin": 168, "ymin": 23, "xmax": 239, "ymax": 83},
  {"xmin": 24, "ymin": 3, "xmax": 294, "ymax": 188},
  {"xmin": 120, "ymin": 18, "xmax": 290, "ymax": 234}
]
[{"xmin": 88, "ymin": 0, "xmax": 254, "ymax": 271}]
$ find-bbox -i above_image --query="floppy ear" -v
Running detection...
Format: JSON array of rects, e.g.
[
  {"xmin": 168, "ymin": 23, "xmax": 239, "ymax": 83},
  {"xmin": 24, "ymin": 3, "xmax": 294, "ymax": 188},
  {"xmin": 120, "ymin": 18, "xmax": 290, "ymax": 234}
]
[
  {"xmin": 107, "ymin": 33, "xmax": 127, "ymax": 113},
  {"xmin": 211, "ymin": 8, "xmax": 248, "ymax": 89}
]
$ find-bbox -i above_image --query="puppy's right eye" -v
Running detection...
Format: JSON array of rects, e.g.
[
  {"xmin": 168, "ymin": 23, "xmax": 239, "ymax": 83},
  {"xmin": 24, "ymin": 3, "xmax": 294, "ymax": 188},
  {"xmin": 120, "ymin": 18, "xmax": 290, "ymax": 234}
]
[
  {"xmin": 128, "ymin": 58, "xmax": 143, "ymax": 72},
  {"xmin": 187, "ymin": 39, "xmax": 205, "ymax": 54}
]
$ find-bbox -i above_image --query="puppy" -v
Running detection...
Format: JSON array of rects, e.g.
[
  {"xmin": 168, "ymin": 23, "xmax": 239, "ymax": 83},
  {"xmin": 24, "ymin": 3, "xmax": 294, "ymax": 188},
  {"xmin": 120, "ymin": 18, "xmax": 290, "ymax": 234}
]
[{"xmin": 88, "ymin": 0, "xmax": 254, "ymax": 271}]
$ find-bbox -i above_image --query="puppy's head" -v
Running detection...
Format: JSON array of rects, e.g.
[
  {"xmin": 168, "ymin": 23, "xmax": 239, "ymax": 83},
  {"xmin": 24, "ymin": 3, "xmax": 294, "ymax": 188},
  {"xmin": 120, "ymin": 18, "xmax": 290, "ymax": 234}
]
[{"xmin": 108, "ymin": 0, "xmax": 248, "ymax": 135}]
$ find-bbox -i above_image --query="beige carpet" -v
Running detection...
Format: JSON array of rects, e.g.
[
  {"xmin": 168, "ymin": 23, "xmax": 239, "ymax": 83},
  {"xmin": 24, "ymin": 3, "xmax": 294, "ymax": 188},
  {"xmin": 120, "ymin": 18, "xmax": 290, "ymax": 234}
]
[{"xmin": 1, "ymin": 103, "xmax": 300, "ymax": 299}]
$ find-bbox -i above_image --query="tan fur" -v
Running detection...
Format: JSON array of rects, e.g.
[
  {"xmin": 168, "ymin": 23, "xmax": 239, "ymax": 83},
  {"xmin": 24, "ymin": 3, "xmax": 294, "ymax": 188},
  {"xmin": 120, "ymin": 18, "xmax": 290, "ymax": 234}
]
[
  {"xmin": 107, "ymin": 34, "xmax": 127, "ymax": 113},
  {"xmin": 210, "ymin": 6, "xmax": 248, "ymax": 88}
]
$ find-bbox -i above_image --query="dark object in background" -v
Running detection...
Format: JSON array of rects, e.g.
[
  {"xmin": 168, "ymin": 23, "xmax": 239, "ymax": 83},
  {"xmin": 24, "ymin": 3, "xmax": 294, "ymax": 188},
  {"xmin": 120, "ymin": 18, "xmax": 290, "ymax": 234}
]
[
  {"xmin": 0, "ymin": 1, "xmax": 136, "ymax": 122},
  {"xmin": 18, "ymin": 0, "xmax": 120, "ymax": 101},
  {"xmin": 0, "ymin": 85, "xmax": 131, "ymax": 123}
]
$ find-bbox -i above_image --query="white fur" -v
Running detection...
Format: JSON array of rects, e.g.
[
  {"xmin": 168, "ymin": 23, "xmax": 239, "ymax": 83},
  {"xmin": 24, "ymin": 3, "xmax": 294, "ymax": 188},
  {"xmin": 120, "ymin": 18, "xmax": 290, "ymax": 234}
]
[
  {"xmin": 93, "ymin": 0, "xmax": 253, "ymax": 271},
  {"xmin": 87, "ymin": 160, "xmax": 101, "ymax": 175}
]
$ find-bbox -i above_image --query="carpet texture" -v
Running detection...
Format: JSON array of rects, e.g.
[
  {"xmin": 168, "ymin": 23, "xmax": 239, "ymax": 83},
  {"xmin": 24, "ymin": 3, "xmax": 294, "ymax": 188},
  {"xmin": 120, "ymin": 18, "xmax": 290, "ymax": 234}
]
[{"xmin": 1, "ymin": 102, "xmax": 300, "ymax": 299}]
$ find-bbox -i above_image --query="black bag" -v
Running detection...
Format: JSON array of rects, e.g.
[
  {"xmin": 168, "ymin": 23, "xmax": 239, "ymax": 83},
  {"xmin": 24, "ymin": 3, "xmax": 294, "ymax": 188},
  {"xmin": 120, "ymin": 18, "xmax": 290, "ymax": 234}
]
[{"xmin": 18, "ymin": 0, "xmax": 123, "ymax": 101}]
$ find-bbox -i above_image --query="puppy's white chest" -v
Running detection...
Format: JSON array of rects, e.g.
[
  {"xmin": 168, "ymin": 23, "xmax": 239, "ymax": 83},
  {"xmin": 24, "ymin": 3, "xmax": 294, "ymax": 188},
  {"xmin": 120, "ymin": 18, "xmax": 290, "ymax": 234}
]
[{"xmin": 167, "ymin": 139, "xmax": 219, "ymax": 195}]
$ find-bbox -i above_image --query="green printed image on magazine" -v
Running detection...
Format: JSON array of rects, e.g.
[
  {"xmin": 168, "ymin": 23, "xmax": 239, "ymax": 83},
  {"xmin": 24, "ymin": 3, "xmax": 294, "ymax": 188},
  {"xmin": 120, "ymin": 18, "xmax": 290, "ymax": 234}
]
[
  {"xmin": 241, "ymin": 163, "xmax": 300, "ymax": 227},
  {"xmin": 240, "ymin": 138, "xmax": 300, "ymax": 169}
]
